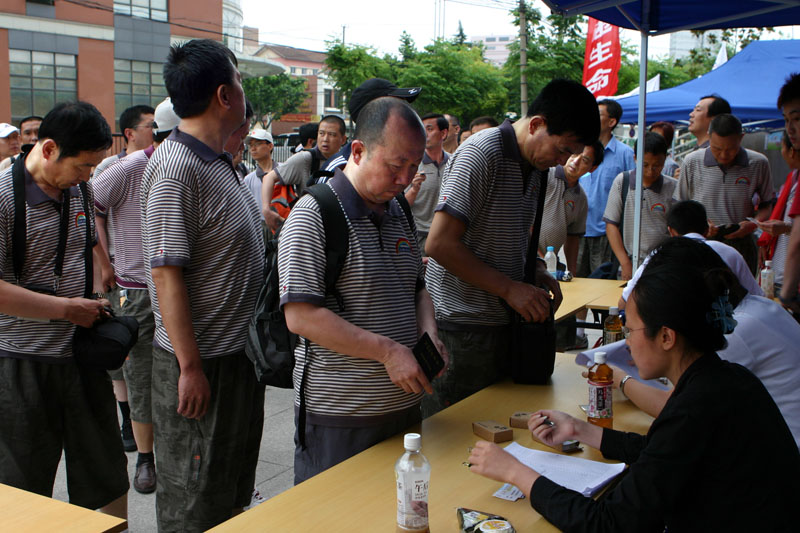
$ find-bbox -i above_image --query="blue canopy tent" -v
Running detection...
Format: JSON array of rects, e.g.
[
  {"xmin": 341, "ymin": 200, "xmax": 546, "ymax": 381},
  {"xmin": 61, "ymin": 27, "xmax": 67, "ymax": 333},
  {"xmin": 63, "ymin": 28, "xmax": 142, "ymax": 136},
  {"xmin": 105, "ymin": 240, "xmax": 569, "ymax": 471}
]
[
  {"xmin": 616, "ymin": 39, "xmax": 800, "ymax": 127},
  {"xmin": 542, "ymin": 0, "xmax": 800, "ymax": 269}
]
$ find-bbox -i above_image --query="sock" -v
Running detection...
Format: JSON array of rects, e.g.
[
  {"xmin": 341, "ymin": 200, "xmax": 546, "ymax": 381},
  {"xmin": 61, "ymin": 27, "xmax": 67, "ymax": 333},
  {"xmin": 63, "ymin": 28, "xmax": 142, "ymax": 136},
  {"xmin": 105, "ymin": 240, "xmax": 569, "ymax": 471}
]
[
  {"xmin": 137, "ymin": 452, "xmax": 154, "ymax": 466},
  {"xmin": 118, "ymin": 401, "xmax": 131, "ymax": 423},
  {"xmin": 576, "ymin": 328, "xmax": 585, "ymax": 337}
]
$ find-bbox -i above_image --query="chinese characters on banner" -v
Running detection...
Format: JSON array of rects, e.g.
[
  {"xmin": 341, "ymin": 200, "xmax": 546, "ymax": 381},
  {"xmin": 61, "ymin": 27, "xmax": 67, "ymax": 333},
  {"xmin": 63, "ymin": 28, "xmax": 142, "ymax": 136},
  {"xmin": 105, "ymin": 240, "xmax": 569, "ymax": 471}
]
[{"xmin": 582, "ymin": 18, "xmax": 621, "ymax": 97}]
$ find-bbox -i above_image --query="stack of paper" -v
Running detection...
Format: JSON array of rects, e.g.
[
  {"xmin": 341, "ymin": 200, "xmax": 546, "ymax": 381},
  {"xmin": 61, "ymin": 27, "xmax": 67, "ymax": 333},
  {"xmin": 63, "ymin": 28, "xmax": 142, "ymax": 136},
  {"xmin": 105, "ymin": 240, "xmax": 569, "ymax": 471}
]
[{"xmin": 503, "ymin": 442, "xmax": 626, "ymax": 497}]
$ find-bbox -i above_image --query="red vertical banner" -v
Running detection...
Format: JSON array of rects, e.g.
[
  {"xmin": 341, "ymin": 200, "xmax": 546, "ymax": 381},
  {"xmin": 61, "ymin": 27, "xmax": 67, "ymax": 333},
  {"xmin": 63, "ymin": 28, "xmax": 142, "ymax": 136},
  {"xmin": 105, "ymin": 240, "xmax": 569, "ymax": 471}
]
[{"xmin": 582, "ymin": 18, "xmax": 621, "ymax": 97}]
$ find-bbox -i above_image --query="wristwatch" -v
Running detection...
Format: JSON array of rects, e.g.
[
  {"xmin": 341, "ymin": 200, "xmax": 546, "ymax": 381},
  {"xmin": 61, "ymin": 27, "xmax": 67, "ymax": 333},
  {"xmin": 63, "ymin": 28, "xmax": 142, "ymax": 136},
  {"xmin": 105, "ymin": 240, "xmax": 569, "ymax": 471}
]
[{"xmin": 619, "ymin": 374, "xmax": 633, "ymax": 399}]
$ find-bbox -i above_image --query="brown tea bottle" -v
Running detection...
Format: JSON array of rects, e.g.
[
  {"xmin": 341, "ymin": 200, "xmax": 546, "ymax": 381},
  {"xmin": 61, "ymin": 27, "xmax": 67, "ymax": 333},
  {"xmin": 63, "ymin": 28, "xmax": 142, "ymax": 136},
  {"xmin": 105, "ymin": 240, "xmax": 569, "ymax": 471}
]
[{"xmin": 588, "ymin": 351, "xmax": 613, "ymax": 428}]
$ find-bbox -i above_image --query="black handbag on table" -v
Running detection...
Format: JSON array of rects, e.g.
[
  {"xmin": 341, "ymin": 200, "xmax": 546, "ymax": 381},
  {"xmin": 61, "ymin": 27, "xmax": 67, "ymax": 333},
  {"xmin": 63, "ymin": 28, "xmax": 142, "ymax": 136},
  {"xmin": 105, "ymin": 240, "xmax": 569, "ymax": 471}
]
[
  {"xmin": 506, "ymin": 169, "xmax": 556, "ymax": 385},
  {"xmin": 11, "ymin": 153, "xmax": 138, "ymax": 370}
]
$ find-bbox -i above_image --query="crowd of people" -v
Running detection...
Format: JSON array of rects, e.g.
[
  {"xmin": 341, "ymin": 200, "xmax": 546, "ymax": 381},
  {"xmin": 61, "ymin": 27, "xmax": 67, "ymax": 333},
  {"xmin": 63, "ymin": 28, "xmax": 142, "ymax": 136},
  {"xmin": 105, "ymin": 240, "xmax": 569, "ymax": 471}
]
[{"xmin": 0, "ymin": 35, "xmax": 799, "ymax": 531}]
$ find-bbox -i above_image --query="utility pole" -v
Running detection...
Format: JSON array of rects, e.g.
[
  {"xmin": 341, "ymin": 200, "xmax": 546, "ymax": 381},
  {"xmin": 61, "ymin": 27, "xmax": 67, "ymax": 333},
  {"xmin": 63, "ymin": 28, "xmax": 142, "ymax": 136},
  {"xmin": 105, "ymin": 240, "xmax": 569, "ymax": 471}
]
[
  {"xmin": 342, "ymin": 25, "xmax": 346, "ymax": 45},
  {"xmin": 519, "ymin": 0, "xmax": 528, "ymax": 117}
]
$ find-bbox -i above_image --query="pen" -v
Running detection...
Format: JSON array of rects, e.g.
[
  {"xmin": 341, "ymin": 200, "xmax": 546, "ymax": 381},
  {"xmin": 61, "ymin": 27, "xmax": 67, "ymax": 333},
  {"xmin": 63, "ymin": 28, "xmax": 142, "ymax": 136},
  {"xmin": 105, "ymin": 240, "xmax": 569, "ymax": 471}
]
[{"xmin": 541, "ymin": 415, "xmax": 555, "ymax": 428}]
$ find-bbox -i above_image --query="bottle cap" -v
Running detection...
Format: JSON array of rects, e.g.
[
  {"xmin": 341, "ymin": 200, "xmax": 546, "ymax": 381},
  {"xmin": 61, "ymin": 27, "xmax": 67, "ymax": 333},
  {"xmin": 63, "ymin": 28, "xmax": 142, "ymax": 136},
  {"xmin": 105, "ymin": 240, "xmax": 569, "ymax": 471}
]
[
  {"xmin": 608, "ymin": 306, "xmax": 619, "ymax": 316},
  {"xmin": 594, "ymin": 351, "xmax": 607, "ymax": 364},
  {"xmin": 404, "ymin": 433, "xmax": 421, "ymax": 451},
  {"xmin": 546, "ymin": 246, "xmax": 554, "ymax": 252},
  {"xmin": 765, "ymin": 260, "xmax": 772, "ymax": 267}
]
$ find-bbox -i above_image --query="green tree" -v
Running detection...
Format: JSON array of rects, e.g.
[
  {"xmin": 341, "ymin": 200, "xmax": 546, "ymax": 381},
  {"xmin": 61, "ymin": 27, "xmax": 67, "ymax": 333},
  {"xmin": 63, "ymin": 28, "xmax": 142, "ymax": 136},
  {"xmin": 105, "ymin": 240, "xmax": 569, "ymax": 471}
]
[
  {"xmin": 504, "ymin": 10, "xmax": 585, "ymax": 114},
  {"xmin": 616, "ymin": 57, "xmax": 692, "ymax": 95},
  {"xmin": 453, "ymin": 21, "xmax": 468, "ymax": 47},
  {"xmin": 395, "ymin": 39, "xmax": 508, "ymax": 125},
  {"xmin": 242, "ymin": 73, "xmax": 307, "ymax": 128},
  {"xmin": 398, "ymin": 31, "xmax": 417, "ymax": 62},
  {"xmin": 324, "ymin": 40, "xmax": 395, "ymax": 107}
]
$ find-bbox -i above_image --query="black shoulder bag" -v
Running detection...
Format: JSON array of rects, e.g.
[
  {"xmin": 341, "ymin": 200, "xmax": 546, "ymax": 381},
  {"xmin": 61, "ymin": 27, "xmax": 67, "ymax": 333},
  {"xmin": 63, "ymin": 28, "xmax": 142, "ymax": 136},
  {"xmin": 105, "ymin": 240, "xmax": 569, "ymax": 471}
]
[
  {"xmin": 507, "ymin": 169, "xmax": 557, "ymax": 385},
  {"xmin": 11, "ymin": 154, "xmax": 138, "ymax": 370}
]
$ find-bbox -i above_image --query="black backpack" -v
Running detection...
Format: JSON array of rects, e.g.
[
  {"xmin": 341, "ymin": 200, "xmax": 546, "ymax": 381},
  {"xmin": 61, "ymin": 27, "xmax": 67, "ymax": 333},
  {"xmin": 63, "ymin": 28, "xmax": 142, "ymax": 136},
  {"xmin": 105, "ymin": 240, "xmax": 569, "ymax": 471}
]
[{"xmin": 244, "ymin": 183, "xmax": 415, "ymax": 388}]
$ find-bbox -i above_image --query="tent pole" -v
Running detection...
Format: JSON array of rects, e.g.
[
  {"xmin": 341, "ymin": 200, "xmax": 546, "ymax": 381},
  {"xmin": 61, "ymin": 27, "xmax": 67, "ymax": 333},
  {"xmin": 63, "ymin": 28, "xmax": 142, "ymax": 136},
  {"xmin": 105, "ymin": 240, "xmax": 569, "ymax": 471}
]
[{"xmin": 631, "ymin": 31, "xmax": 648, "ymax": 273}]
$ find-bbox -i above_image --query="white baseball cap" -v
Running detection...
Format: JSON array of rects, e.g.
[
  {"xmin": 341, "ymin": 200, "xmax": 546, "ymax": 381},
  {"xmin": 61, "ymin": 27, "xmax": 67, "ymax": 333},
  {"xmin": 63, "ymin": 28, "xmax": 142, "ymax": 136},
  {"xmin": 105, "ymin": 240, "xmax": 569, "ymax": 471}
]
[
  {"xmin": 0, "ymin": 123, "xmax": 19, "ymax": 138},
  {"xmin": 246, "ymin": 129, "xmax": 273, "ymax": 144},
  {"xmin": 154, "ymin": 98, "xmax": 180, "ymax": 134}
]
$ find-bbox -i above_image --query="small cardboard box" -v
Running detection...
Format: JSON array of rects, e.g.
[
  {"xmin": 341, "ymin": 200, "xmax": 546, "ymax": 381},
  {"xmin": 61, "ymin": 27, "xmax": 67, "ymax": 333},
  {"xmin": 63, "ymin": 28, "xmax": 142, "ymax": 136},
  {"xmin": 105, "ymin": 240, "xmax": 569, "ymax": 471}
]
[
  {"xmin": 509, "ymin": 412, "xmax": 533, "ymax": 429},
  {"xmin": 472, "ymin": 420, "xmax": 513, "ymax": 443}
]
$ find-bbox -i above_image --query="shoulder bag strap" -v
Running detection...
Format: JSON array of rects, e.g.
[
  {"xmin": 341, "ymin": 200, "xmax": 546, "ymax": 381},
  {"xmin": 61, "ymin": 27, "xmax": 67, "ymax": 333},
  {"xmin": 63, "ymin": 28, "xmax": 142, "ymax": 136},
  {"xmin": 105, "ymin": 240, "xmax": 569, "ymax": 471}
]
[
  {"xmin": 79, "ymin": 182, "xmax": 93, "ymax": 298},
  {"xmin": 524, "ymin": 169, "xmax": 549, "ymax": 283},
  {"xmin": 11, "ymin": 154, "xmax": 27, "ymax": 284}
]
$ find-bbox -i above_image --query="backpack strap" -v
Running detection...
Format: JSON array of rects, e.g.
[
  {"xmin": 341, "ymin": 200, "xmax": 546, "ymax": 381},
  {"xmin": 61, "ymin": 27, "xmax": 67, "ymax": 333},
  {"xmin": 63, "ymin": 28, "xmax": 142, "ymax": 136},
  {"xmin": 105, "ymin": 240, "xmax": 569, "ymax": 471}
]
[
  {"xmin": 296, "ymin": 183, "xmax": 349, "ymax": 450},
  {"xmin": 306, "ymin": 148, "xmax": 335, "ymax": 187},
  {"xmin": 305, "ymin": 183, "xmax": 349, "ymax": 311},
  {"xmin": 619, "ymin": 170, "xmax": 631, "ymax": 231}
]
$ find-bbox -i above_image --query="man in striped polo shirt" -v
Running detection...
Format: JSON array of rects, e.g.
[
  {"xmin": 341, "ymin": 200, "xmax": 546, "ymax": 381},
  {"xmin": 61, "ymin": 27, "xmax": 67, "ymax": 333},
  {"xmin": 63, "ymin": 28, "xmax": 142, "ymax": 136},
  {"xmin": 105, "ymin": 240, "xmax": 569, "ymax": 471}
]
[
  {"xmin": 676, "ymin": 113, "xmax": 774, "ymax": 275},
  {"xmin": 279, "ymin": 97, "xmax": 445, "ymax": 483},
  {"xmin": 538, "ymin": 140, "xmax": 604, "ymax": 273},
  {"xmin": 93, "ymin": 97, "xmax": 182, "ymax": 495},
  {"xmin": 140, "ymin": 39, "xmax": 265, "ymax": 531},
  {"xmin": 0, "ymin": 102, "xmax": 128, "ymax": 518},
  {"xmin": 423, "ymin": 79, "xmax": 600, "ymax": 417}
]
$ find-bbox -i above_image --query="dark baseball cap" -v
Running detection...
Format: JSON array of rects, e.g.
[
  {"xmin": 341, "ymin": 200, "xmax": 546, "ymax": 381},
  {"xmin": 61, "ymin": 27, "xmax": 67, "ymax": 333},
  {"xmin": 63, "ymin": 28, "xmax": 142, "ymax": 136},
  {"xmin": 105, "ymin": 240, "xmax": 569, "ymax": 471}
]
[{"xmin": 347, "ymin": 78, "xmax": 422, "ymax": 123}]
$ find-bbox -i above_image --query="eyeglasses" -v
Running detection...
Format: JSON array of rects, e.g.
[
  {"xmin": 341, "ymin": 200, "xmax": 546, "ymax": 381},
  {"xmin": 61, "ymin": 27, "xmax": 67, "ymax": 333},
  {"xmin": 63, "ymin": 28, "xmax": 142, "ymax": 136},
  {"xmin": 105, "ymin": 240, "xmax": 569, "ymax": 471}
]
[{"xmin": 621, "ymin": 325, "xmax": 646, "ymax": 339}]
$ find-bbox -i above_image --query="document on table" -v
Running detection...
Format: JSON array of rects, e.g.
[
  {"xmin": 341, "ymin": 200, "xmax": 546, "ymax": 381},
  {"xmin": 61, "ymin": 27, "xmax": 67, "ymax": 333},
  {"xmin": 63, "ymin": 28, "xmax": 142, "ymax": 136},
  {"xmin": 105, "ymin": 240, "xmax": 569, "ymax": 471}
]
[
  {"xmin": 503, "ymin": 442, "xmax": 626, "ymax": 497},
  {"xmin": 576, "ymin": 340, "xmax": 672, "ymax": 391}
]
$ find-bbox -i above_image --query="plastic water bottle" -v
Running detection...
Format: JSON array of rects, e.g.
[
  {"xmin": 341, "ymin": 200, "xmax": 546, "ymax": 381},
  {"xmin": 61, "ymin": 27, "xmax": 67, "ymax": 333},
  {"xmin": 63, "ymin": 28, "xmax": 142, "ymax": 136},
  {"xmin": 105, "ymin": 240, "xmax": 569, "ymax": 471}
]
[
  {"xmin": 761, "ymin": 260, "xmax": 775, "ymax": 299},
  {"xmin": 587, "ymin": 351, "xmax": 613, "ymax": 429},
  {"xmin": 396, "ymin": 433, "xmax": 430, "ymax": 533},
  {"xmin": 603, "ymin": 307, "xmax": 623, "ymax": 345},
  {"xmin": 544, "ymin": 246, "xmax": 558, "ymax": 277}
]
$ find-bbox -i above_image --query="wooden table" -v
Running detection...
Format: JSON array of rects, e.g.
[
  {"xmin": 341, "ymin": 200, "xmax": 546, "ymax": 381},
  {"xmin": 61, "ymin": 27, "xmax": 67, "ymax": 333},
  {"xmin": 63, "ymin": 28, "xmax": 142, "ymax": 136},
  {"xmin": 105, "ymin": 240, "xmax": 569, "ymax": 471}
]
[
  {"xmin": 556, "ymin": 278, "xmax": 625, "ymax": 322},
  {"xmin": 211, "ymin": 354, "xmax": 653, "ymax": 532},
  {"xmin": 0, "ymin": 483, "xmax": 127, "ymax": 533}
]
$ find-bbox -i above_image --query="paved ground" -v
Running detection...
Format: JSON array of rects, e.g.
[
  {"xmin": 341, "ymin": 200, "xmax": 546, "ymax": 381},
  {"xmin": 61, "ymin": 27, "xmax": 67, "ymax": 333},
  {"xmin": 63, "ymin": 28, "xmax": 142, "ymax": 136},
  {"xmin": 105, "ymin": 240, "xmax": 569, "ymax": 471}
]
[{"xmin": 52, "ymin": 325, "xmax": 603, "ymax": 532}]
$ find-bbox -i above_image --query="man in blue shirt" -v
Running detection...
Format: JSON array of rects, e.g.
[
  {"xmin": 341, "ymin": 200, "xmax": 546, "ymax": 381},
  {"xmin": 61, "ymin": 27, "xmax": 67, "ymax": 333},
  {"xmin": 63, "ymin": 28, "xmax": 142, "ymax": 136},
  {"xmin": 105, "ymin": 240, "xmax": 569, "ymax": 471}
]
[
  {"xmin": 577, "ymin": 99, "xmax": 635, "ymax": 277},
  {"xmin": 572, "ymin": 99, "xmax": 634, "ymax": 348}
]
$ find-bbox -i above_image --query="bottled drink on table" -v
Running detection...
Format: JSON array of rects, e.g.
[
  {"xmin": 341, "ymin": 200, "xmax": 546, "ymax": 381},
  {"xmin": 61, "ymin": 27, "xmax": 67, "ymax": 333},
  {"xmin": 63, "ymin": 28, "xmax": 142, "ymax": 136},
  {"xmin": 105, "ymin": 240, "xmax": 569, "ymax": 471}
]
[
  {"xmin": 588, "ymin": 351, "xmax": 613, "ymax": 429},
  {"xmin": 761, "ymin": 260, "xmax": 775, "ymax": 299},
  {"xmin": 396, "ymin": 433, "xmax": 430, "ymax": 533},
  {"xmin": 544, "ymin": 246, "xmax": 557, "ymax": 276},
  {"xmin": 603, "ymin": 306, "xmax": 623, "ymax": 345}
]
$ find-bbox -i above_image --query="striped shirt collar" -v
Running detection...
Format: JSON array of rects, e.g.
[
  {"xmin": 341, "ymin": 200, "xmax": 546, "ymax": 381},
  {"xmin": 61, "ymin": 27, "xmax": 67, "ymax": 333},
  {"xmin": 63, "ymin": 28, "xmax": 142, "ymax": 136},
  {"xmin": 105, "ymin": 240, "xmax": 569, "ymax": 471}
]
[
  {"xmin": 329, "ymin": 168, "xmax": 403, "ymax": 220},
  {"xmin": 703, "ymin": 146, "xmax": 749, "ymax": 168},
  {"xmin": 167, "ymin": 127, "xmax": 233, "ymax": 165},
  {"xmin": 628, "ymin": 173, "xmax": 665, "ymax": 193},
  {"xmin": 422, "ymin": 150, "xmax": 449, "ymax": 168},
  {"xmin": 24, "ymin": 164, "xmax": 79, "ymax": 206}
]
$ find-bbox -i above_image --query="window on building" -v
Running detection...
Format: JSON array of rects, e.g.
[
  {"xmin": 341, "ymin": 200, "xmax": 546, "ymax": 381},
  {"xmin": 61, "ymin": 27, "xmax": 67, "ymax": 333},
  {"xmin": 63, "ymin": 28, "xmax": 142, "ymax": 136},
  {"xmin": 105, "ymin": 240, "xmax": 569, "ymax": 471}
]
[
  {"xmin": 486, "ymin": 46, "xmax": 496, "ymax": 50},
  {"xmin": 499, "ymin": 36, "xmax": 509, "ymax": 42},
  {"xmin": 313, "ymin": 69, "xmax": 319, "ymax": 75},
  {"xmin": 9, "ymin": 49, "xmax": 77, "ymax": 124},
  {"xmin": 485, "ymin": 37, "xmax": 496, "ymax": 42},
  {"xmin": 291, "ymin": 67, "xmax": 298, "ymax": 74},
  {"xmin": 113, "ymin": 0, "xmax": 168, "ymax": 22},
  {"xmin": 302, "ymin": 68, "xmax": 309, "ymax": 75},
  {"xmin": 324, "ymin": 88, "xmax": 342, "ymax": 110},
  {"xmin": 114, "ymin": 59, "xmax": 168, "ymax": 129}
]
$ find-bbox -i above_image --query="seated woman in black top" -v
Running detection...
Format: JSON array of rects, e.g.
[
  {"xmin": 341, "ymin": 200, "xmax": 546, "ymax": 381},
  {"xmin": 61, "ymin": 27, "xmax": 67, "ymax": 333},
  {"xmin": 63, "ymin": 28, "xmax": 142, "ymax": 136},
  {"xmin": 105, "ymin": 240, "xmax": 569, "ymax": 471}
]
[{"xmin": 468, "ymin": 238, "xmax": 800, "ymax": 532}]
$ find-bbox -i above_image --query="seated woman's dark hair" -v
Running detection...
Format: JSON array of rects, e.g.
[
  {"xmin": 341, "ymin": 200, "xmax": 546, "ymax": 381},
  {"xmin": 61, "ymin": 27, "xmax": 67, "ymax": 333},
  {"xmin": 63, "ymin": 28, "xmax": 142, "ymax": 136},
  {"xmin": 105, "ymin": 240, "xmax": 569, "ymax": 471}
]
[{"xmin": 631, "ymin": 237, "xmax": 745, "ymax": 355}]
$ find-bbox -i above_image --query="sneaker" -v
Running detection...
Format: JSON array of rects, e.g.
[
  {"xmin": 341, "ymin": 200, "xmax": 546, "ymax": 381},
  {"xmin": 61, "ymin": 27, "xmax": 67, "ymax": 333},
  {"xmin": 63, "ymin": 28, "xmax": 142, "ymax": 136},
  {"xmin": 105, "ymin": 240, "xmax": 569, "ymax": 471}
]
[
  {"xmin": 245, "ymin": 489, "xmax": 267, "ymax": 510},
  {"xmin": 120, "ymin": 419, "xmax": 137, "ymax": 452},
  {"xmin": 133, "ymin": 460, "xmax": 156, "ymax": 494},
  {"xmin": 566, "ymin": 333, "xmax": 589, "ymax": 351}
]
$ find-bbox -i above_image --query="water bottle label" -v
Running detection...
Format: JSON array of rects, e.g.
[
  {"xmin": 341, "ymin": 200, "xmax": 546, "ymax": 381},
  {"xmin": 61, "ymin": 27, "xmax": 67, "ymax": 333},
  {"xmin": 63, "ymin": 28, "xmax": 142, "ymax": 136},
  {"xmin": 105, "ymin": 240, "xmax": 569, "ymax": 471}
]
[
  {"xmin": 588, "ymin": 382, "xmax": 612, "ymax": 418},
  {"xmin": 396, "ymin": 472, "xmax": 429, "ymax": 529}
]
